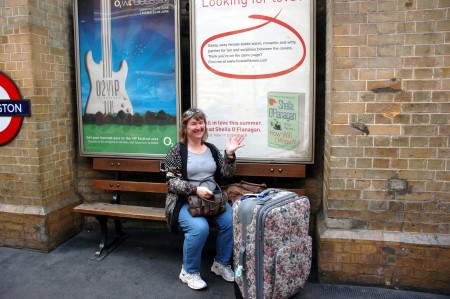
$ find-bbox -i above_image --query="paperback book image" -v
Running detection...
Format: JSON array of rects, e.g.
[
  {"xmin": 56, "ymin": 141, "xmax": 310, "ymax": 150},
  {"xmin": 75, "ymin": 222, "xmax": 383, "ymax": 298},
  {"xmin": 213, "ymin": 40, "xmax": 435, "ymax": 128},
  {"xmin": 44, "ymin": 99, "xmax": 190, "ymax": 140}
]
[{"xmin": 267, "ymin": 92, "xmax": 305, "ymax": 152}]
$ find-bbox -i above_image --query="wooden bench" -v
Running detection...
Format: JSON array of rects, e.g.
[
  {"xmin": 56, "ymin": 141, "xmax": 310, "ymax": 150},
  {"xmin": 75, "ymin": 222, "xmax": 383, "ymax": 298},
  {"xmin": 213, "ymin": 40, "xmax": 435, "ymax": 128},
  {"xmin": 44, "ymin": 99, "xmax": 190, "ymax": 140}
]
[{"xmin": 74, "ymin": 158, "xmax": 305, "ymax": 260}]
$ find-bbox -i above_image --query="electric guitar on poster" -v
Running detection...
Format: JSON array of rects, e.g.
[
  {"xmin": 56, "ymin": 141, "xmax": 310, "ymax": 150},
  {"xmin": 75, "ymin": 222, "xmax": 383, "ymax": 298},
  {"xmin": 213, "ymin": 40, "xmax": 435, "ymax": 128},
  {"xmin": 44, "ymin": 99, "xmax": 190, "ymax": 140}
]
[{"xmin": 84, "ymin": 0, "xmax": 133, "ymax": 115}]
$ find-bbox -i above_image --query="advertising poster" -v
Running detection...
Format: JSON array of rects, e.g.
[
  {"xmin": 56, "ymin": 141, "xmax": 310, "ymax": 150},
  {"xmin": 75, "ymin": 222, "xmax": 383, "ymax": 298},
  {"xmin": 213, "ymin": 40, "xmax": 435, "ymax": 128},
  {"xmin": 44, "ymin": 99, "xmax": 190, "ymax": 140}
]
[
  {"xmin": 74, "ymin": 0, "xmax": 180, "ymax": 158},
  {"xmin": 191, "ymin": 0, "xmax": 314, "ymax": 163}
]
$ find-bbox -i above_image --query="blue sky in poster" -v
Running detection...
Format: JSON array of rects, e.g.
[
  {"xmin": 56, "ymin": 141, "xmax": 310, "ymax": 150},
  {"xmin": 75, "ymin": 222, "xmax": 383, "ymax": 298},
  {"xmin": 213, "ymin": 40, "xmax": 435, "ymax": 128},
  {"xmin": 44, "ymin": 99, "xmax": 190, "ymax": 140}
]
[{"xmin": 77, "ymin": 0, "xmax": 176, "ymax": 115}]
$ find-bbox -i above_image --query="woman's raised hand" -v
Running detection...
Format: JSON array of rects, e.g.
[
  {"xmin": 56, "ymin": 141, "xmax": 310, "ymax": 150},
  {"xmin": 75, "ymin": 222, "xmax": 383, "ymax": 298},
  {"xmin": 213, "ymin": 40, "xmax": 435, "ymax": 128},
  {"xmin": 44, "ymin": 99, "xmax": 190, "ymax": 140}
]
[{"xmin": 226, "ymin": 135, "xmax": 245, "ymax": 155}]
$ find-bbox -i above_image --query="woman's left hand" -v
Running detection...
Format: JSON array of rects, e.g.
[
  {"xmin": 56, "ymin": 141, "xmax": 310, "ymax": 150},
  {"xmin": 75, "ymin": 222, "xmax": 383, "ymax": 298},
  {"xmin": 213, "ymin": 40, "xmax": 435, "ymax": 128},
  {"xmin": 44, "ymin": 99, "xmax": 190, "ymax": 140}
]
[{"xmin": 226, "ymin": 135, "xmax": 245, "ymax": 155}]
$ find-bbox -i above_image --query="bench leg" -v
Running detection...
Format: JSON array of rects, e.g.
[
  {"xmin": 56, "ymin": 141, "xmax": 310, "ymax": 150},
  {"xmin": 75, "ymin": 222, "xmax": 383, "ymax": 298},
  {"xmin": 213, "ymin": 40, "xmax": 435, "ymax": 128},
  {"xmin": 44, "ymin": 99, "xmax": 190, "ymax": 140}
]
[
  {"xmin": 93, "ymin": 216, "xmax": 108, "ymax": 259},
  {"xmin": 114, "ymin": 218, "xmax": 125, "ymax": 236},
  {"xmin": 92, "ymin": 216, "xmax": 130, "ymax": 261}
]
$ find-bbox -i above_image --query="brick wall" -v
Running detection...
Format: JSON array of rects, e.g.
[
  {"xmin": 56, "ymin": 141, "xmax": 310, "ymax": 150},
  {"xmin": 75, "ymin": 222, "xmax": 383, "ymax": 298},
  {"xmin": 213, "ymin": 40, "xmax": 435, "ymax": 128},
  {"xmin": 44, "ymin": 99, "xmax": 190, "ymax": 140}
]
[
  {"xmin": 0, "ymin": 0, "xmax": 81, "ymax": 250},
  {"xmin": 319, "ymin": 0, "xmax": 449, "ymax": 294},
  {"xmin": 318, "ymin": 223, "xmax": 450, "ymax": 291}
]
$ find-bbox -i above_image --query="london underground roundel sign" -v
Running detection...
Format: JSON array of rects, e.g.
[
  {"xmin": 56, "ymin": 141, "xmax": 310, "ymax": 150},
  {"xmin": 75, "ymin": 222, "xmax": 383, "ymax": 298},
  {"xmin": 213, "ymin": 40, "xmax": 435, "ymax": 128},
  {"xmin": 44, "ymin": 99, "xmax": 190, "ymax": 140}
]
[{"xmin": 0, "ymin": 71, "xmax": 31, "ymax": 146}]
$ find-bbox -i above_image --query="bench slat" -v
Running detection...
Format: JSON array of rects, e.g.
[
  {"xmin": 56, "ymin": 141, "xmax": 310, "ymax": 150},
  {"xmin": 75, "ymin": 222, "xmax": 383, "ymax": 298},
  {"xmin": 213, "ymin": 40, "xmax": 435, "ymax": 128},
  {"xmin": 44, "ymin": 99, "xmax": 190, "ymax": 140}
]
[
  {"xmin": 92, "ymin": 179, "xmax": 168, "ymax": 193},
  {"xmin": 92, "ymin": 158, "xmax": 306, "ymax": 178},
  {"xmin": 93, "ymin": 158, "xmax": 162, "ymax": 172},
  {"xmin": 234, "ymin": 163, "xmax": 305, "ymax": 177},
  {"xmin": 74, "ymin": 203, "xmax": 166, "ymax": 221}
]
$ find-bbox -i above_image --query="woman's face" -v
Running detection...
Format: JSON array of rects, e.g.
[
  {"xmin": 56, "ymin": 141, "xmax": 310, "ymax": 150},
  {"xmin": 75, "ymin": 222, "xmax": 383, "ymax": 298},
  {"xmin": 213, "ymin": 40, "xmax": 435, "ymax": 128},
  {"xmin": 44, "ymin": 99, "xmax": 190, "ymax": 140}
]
[{"xmin": 186, "ymin": 117, "xmax": 206, "ymax": 142}]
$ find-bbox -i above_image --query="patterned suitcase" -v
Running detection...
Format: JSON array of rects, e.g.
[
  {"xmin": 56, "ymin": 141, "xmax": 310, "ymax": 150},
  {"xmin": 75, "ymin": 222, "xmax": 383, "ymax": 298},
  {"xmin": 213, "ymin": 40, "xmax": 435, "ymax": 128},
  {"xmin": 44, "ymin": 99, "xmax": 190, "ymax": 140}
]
[{"xmin": 233, "ymin": 189, "xmax": 312, "ymax": 299}]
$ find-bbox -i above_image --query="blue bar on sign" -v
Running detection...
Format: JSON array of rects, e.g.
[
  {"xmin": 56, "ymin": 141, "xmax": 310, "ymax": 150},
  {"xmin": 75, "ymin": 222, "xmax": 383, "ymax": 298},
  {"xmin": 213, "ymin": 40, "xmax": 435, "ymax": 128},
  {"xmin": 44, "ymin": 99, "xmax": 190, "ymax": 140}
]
[{"xmin": 0, "ymin": 100, "xmax": 31, "ymax": 116}]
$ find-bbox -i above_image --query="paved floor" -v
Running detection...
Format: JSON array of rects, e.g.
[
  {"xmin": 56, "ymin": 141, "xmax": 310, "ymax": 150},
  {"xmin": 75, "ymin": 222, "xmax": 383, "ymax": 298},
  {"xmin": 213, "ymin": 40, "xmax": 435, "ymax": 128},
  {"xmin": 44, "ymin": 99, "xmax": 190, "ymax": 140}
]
[{"xmin": 0, "ymin": 229, "xmax": 448, "ymax": 299}]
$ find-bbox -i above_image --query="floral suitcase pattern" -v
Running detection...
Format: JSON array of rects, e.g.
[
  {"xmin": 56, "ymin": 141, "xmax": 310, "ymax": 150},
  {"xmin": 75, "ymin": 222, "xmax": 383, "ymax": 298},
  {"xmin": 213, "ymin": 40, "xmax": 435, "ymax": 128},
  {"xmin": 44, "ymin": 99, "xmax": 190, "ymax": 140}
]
[{"xmin": 233, "ymin": 189, "xmax": 312, "ymax": 299}]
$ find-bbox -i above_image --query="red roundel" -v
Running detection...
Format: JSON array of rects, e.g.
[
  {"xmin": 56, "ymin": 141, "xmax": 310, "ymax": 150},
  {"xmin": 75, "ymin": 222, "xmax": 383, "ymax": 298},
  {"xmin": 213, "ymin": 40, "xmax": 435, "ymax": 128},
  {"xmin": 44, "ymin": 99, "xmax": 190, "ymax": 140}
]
[{"xmin": 0, "ymin": 72, "xmax": 24, "ymax": 146}]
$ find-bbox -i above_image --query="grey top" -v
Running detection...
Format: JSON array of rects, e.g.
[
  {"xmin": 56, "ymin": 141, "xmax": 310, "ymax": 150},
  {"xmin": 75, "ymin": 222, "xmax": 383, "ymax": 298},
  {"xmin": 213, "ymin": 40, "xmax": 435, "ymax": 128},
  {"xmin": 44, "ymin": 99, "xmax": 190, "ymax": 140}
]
[{"xmin": 187, "ymin": 147, "xmax": 217, "ymax": 191}]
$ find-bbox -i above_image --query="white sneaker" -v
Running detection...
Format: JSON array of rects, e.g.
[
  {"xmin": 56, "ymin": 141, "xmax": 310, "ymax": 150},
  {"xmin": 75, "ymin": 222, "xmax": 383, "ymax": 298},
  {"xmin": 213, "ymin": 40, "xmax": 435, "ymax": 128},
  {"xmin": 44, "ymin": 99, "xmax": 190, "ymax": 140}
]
[
  {"xmin": 179, "ymin": 267, "xmax": 207, "ymax": 290},
  {"xmin": 211, "ymin": 260, "xmax": 235, "ymax": 282}
]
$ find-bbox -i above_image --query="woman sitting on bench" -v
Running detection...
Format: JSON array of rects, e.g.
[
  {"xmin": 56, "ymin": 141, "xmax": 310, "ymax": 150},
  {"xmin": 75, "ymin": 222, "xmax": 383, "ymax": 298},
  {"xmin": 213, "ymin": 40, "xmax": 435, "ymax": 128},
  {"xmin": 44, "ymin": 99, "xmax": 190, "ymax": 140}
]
[{"xmin": 164, "ymin": 108, "xmax": 245, "ymax": 290}]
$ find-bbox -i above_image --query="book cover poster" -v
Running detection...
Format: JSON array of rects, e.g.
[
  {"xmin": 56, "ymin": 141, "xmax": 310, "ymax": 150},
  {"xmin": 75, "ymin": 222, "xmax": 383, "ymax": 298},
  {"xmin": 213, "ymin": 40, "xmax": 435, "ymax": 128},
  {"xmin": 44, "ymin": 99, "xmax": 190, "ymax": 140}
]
[
  {"xmin": 74, "ymin": 0, "xmax": 180, "ymax": 158},
  {"xmin": 191, "ymin": 0, "xmax": 314, "ymax": 163},
  {"xmin": 268, "ymin": 92, "xmax": 305, "ymax": 152}
]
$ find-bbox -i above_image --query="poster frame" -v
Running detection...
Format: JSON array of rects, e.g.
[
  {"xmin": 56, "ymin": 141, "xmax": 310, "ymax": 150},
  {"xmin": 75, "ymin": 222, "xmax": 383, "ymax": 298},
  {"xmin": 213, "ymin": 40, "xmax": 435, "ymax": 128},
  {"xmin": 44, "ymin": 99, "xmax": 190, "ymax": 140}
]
[
  {"xmin": 73, "ymin": 0, "xmax": 182, "ymax": 160},
  {"xmin": 190, "ymin": 0, "xmax": 316, "ymax": 164}
]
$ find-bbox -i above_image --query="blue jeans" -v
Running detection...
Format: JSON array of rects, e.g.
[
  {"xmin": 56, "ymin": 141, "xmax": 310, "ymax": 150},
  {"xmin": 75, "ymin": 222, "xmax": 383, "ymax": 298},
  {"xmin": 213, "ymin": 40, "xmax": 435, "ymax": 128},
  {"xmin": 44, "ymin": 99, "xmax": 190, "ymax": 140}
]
[{"xmin": 178, "ymin": 202, "xmax": 233, "ymax": 273}]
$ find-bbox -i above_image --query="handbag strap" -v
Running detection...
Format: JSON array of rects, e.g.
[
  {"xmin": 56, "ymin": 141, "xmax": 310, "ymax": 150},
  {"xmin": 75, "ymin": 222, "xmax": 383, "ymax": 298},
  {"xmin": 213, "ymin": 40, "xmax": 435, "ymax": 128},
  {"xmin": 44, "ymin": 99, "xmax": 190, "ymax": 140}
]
[
  {"xmin": 190, "ymin": 176, "xmax": 228, "ymax": 204},
  {"xmin": 190, "ymin": 175, "xmax": 219, "ymax": 190}
]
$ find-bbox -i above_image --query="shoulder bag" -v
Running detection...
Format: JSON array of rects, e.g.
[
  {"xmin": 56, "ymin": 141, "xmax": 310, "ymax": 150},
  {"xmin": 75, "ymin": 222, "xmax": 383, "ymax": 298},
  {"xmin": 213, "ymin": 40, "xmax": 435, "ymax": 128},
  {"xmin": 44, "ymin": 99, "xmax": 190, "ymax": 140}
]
[{"xmin": 187, "ymin": 178, "xmax": 228, "ymax": 217}]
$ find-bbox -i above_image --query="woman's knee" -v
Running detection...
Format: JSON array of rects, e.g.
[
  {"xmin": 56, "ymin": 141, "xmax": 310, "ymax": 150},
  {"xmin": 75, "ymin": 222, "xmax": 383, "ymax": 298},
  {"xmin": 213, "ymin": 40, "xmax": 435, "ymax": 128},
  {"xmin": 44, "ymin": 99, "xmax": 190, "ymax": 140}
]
[{"xmin": 188, "ymin": 219, "xmax": 210, "ymax": 238}]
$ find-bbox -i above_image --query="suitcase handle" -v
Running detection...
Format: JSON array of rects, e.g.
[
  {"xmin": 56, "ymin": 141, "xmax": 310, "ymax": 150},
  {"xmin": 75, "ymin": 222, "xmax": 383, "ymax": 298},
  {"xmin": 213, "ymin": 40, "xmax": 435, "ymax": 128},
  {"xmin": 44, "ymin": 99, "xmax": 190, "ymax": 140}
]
[{"xmin": 256, "ymin": 188, "xmax": 280, "ymax": 204}]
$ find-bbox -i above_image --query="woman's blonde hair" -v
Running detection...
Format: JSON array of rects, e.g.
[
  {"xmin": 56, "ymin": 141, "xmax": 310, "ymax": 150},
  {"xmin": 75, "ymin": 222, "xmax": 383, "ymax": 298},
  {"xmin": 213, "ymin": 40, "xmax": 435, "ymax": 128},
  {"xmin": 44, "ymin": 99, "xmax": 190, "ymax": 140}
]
[{"xmin": 179, "ymin": 108, "xmax": 208, "ymax": 144}]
